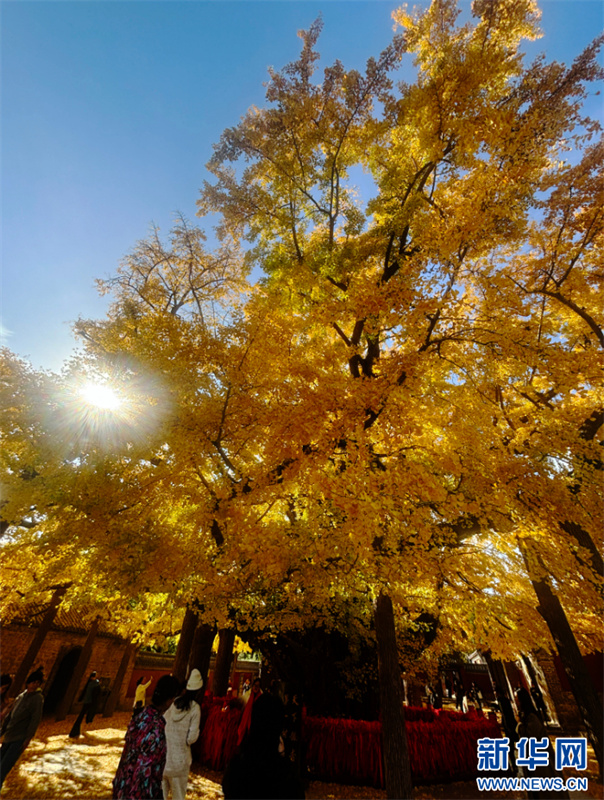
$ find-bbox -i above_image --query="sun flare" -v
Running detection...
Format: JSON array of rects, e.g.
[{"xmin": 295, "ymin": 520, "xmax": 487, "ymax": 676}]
[
  {"xmin": 80, "ymin": 382, "xmax": 122, "ymax": 410},
  {"xmin": 65, "ymin": 370, "xmax": 168, "ymax": 450}
]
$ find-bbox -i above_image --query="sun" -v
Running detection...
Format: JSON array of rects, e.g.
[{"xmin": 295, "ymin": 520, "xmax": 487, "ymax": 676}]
[{"xmin": 80, "ymin": 382, "xmax": 122, "ymax": 411}]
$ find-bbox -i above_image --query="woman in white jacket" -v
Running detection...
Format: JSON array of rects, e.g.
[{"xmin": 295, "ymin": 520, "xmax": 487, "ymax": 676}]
[{"xmin": 162, "ymin": 669, "xmax": 203, "ymax": 800}]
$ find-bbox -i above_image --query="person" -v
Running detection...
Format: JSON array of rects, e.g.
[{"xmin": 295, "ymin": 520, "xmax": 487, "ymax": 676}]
[
  {"xmin": 113, "ymin": 674, "xmax": 180, "ymax": 800},
  {"xmin": 515, "ymin": 684, "xmax": 533, "ymax": 713},
  {"xmin": 425, "ymin": 683, "xmax": 434, "ymax": 707},
  {"xmin": 134, "ymin": 675, "xmax": 153, "ymax": 711},
  {"xmin": 237, "ymin": 677, "xmax": 262, "ymax": 746},
  {"xmin": 0, "ymin": 675, "xmax": 13, "ymax": 727},
  {"xmin": 240, "ymin": 679, "xmax": 251, "ymax": 705},
  {"xmin": 162, "ymin": 669, "xmax": 203, "ymax": 800},
  {"xmin": 530, "ymin": 680, "xmax": 549, "ymax": 722},
  {"xmin": 69, "ymin": 670, "xmax": 101, "ymax": 738},
  {"xmin": 455, "ymin": 680, "xmax": 468, "ymax": 713},
  {"xmin": 470, "ymin": 682, "xmax": 483, "ymax": 710},
  {"xmin": 494, "ymin": 686, "xmax": 518, "ymax": 774},
  {"xmin": 0, "ymin": 669, "xmax": 44, "ymax": 788},
  {"xmin": 222, "ymin": 686, "xmax": 234, "ymax": 710},
  {"xmin": 432, "ymin": 682, "xmax": 443, "ymax": 712},
  {"xmin": 454, "ymin": 678, "xmax": 463, "ymax": 711},
  {"xmin": 516, "ymin": 690, "xmax": 568, "ymax": 799},
  {"xmin": 223, "ymin": 692, "xmax": 305, "ymax": 799}
]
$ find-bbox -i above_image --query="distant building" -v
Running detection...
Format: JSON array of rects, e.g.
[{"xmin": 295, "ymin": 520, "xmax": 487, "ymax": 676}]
[{"xmin": 2, "ymin": 596, "xmax": 261, "ymax": 719}]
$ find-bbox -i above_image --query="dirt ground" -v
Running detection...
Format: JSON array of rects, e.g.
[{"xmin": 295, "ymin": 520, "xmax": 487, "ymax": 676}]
[{"xmin": 0, "ymin": 712, "xmax": 602, "ymax": 800}]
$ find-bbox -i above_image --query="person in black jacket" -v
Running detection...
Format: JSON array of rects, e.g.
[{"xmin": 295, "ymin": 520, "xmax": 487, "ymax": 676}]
[
  {"xmin": 530, "ymin": 680, "xmax": 549, "ymax": 722},
  {"xmin": 0, "ymin": 669, "xmax": 44, "ymax": 787},
  {"xmin": 69, "ymin": 671, "xmax": 101, "ymax": 738},
  {"xmin": 223, "ymin": 692, "xmax": 305, "ymax": 799},
  {"xmin": 494, "ymin": 685, "xmax": 518, "ymax": 774}
]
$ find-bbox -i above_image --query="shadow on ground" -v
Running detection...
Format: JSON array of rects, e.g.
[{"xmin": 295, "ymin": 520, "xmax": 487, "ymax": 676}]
[{"xmin": 1, "ymin": 712, "xmax": 602, "ymax": 799}]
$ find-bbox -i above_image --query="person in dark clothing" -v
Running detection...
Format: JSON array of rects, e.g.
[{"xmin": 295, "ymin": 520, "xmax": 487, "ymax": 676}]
[
  {"xmin": 432, "ymin": 682, "xmax": 443, "ymax": 711},
  {"xmin": 514, "ymin": 684, "xmax": 534, "ymax": 715},
  {"xmin": 455, "ymin": 680, "xmax": 468, "ymax": 712},
  {"xmin": 470, "ymin": 682, "xmax": 483, "ymax": 710},
  {"xmin": 494, "ymin": 686, "xmax": 518, "ymax": 774},
  {"xmin": 0, "ymin": 669, "xmax": 44, "ymax": 788},
  {"xmin": 516, "ymin": 690, "xmax": 568, "ymax": 799},
  {"xmin": 223, "ymin": 692, "xmax": 305, "ymax": 799},
  {"xmin": 69, "ymin": 671, "xmax": 101, "ymax": 738},
  {"xmin": 530, "ymin": 681, "xmax": 549, "ymax": 722},
  {"xmin": 0, "ymin": 675, "xmax": 13, "ymax": 727}
]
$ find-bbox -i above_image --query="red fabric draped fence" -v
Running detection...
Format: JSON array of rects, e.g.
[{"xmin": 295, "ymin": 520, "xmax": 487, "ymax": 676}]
[
  {"xmin": 192, "ymin": 700, "xmax": 501, "ymax": 787},
  {"xmin": 193, "ymin": 697, "xmax": 243, "ymax": 771},
  {"xmin": 303, "ymin": 716, "xmax": 385, "ymax": 787}
]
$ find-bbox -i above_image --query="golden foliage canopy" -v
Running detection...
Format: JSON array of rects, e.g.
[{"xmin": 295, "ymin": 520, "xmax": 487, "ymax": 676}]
[{"xmin": 1, "ymin": 0, "xmax": 602, "ymax": 658}]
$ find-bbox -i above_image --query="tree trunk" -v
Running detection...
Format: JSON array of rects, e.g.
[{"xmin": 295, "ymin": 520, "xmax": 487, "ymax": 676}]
[
  {"xmin": 230, "ymin": 651, "xmax": 239, "ymax": 689},
  {"xmin": 484, "ymin": 653, "xmax": 514, "ymax": 703},
  {"xmin": 213, "ymin": 628, "xmax": 236, "ymax": 697},
  {"xmin": 559, "ymin": 520, "xmax": 604, "ymax": 582},
  {"xmin": 104, "ymin": 642, "xmax": 136, "ymax": 717},
  {"xmin": 374, "ymin": 592, "xmax": 413, "ymax": 800},
  {"xmin": 562, "ymin": 412, "xmax": 604, "ymax": 584},
  {"xmin": 10, "ymin": 584, "xmax": 69, "ymax": 697},
  {"xmin": 533, "ymin": 575, "xmax": 603, "ymax": 777},
  {"xmin": 190, "ymin": 622, "xmax": 216, "ymax": 689},
  {"xmin": 520, "ymin": 540, "xmax": 603, "ymax": 778},
  {"xmin": 55, "ymin": 617, "xmax": 99, "ymax": 721},
  {"xmin": 172, "ymin": 607, "xmax": 198, "ymax": 683}
]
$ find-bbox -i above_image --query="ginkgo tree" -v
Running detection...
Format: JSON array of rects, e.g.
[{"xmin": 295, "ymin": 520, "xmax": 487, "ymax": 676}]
[
  {"xmin": 196, "ymin": 0, "xmax": 603, "ymax": 790},
  {"xmin": 1, "ymin": 0, "xmax": 602, "ymax": 796}
]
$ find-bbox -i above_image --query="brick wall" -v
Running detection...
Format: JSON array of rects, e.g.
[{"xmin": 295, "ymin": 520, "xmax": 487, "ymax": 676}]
[
  {"xmin": 1, "ymin": 624, "xmax": 135, "ymax": 713},
  {"xmin": 126, "ymin": 652, "xmax": 261, "ymax": 700}
]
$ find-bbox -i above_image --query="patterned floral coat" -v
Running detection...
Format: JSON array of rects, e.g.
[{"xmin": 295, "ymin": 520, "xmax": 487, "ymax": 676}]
[{"xmin": 113, "ymin": 706, "xmax": 167, "ymax": 799}]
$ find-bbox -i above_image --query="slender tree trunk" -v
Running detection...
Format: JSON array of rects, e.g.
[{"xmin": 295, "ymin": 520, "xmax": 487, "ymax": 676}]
[
  {"xmin": 10, "ymin": 584, "xmax": 69, "ymax": 697},
  {"xmin": 172, "ymin": 607, "xmax": 198, "ymax": 683},
  {"xmin": 484, "ymin": 653, "xmax": 514, "ymax": 703},
  {"xmin": 230, "ymin": 651, "xmax": 239, "ymax": 689},
  {"xmin": 104, "ymin": 642, "xmax": 136, "ymax": 717},
  {"xmin": 213, "ymin": 628, "xmax": 236, "ymax": 697},
  {"xmin": 190, "ymin": 622, "xmax": 216, "ymax": 689},
  {"xmin": 520, "ymin": 540, "xmax": 603, "ymax": 778},
  {"xmin": 56, "ymin": 617, "xmax": 99, "ymax": 721},
  {"xmin": 374, "ymin": 592, "xmax": 413, "ymax": 800}
]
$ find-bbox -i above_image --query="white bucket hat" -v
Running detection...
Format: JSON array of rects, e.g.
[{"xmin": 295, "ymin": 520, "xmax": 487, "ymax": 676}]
[{"xmin": 186, "ymin": 669, "xmax": 204, "ymax": 691}]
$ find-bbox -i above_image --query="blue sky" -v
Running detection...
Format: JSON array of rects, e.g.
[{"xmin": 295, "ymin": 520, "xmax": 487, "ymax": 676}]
[{"xmin": 2, "ymin": 1, "xmax": 603, "ymax": 372}]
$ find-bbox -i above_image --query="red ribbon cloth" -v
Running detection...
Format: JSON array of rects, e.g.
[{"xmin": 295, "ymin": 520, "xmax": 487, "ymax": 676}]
[
  {"xmin": 193, "ymin": 700, "xmax": 500, "ymax": 788},
  {"xmin": 193, "ymin": 697, "xmax": 244, "ymax": 771},
  {"xmin": 302, "ymin": 708, "xmax": 501, "ymax": 788}
]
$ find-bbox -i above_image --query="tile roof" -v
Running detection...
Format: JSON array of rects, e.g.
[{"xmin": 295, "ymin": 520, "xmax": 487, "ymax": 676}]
[{"xmin": 6, "ymin": 602, "xmax": 121, "ymax": 638}]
